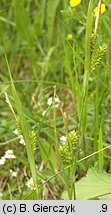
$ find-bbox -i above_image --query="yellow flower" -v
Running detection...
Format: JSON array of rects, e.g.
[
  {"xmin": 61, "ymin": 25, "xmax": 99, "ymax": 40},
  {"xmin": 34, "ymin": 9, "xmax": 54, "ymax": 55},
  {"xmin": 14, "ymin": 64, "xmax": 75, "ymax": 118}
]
[
  {"xmin": 67, "ymin": 34, "xmax": 73, "ymax": 41},
  {"xmin": 70, "ymin": 0, "xmax": 81, "ymax": 7},
  {"xmin": 93, "ymin": 3, "xmax": 106, "ymax": 16}
]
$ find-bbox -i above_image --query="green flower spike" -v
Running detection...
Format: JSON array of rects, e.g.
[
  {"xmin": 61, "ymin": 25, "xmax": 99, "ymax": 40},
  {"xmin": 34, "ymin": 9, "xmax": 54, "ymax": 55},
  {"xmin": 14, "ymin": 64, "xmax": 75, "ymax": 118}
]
[
  {"xmin": 16, "ymin": 117, "xmax": 22, "ymax": 134},
  {"xmin": 68, "ymin": 130, "xmax": 78, "ymax": 151},
  {"xmin": 29, "ymin": 130, "xmax": 37, "ymax": 153},
  {"xmin": 59, "ymin": 145, "xmax": 72, "ymax": 165},
  {"xmin": 90, "ymin": 33, "xmax": 96, "ymax": 52},
  {"xmin": 91, "ymin": 45, "xmax": 106, "ymax": 71},
  {"xmin": 59, "ymin": 130, "xmax": 78, "ymax": 165}
]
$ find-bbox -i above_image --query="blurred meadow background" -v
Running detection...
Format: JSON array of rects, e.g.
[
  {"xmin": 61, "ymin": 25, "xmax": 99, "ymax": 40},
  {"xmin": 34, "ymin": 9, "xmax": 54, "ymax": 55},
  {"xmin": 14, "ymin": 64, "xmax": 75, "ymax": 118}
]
[{"xmin": 1, "ymin": 0, "xmax": 111, "ymax": 200}]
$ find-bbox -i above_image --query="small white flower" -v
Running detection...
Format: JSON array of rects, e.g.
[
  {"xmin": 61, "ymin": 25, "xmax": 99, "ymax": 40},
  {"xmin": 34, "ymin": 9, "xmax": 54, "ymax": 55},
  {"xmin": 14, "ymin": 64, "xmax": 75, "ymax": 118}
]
[
  {"xmin": 42, "ymin": 110, "xmax": 47, "ymax": 116},
  {"xmin": 10, "ymin": 169, "xmax": 17, "ymax": 177},
  {"xmin": 54, "ymin": 97, "xmax": 60, "ymax": 108},
  {"xmin": 19, "ymin": 136, "xmax": 25, "ymax": 145},
  {"xmin": 47, "ymin": 97, "xmax": 60, "ymax": 108},
  {"xmin": 12, "ymin": 171, "xmax": 17, "ymax": 177},
  {"xmin": 0, "ymin": 157, "xmax": 6, "ymax": 165},
  {"xmin": 26, "ymin": 177, "xmax": 35, "ymax": 190},
  {"xmin": 4, "ymin": 150, "xmax": 16, "ymax": 159},
  {"xmin": 60, "ymin": 136, "xmax": 67, "ymax": 145},
  {"xmin": 13, "ymin": 129, "xmax": 19, "ymax": 135},
  {"xmin": 47, "ymin": 97, "xmax": 53, "ymax": 106},
  {"xmin": 55, "ymin": 97, "xmax": 60, "ymax": 103}
]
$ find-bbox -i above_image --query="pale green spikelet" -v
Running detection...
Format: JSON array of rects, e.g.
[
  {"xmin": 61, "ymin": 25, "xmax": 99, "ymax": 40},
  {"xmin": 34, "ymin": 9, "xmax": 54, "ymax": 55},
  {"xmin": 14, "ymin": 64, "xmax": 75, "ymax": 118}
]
[
  {"xmin": 90, "ymin": 33, "xmax": 96, "ymax": 52},
  {"xmin": 91, "ymin": 45, "xmax": 106, "ymax": 71},
  {"xmin": 68, "ymin": 130, "xmax": 78, "ymax": 151},
  {"xmin": 16, "ymin": 117, "xmax": 22, "ymax": 134},
  {"xmin": 29, "ymin": 130, "xmax": 37, "ymax": 154},
  {"xmin": 59, "ymin": 130, "xmax": 79, "ymax": 165},
  {"xmin": 58, "ymin": 145, "xmax": 72, "ymax": 165}
]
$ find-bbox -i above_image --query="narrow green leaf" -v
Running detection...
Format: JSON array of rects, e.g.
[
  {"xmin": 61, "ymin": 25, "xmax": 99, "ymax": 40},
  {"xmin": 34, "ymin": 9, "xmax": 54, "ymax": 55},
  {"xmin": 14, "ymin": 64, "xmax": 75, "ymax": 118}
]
[
  {"xmin": 14, "ymin": 0, "xmax": 34, "ymax": 46},
  {"xmin": 98, "ymin": 127, "xmax": 103, "ymax": 171},
  {"xmin": 46, "ymin": 0, "xmax": 60, "ymax": 44},
  {"xmin": 5, "ymin": 55, "xmax": 38, "ymax": 198}
]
